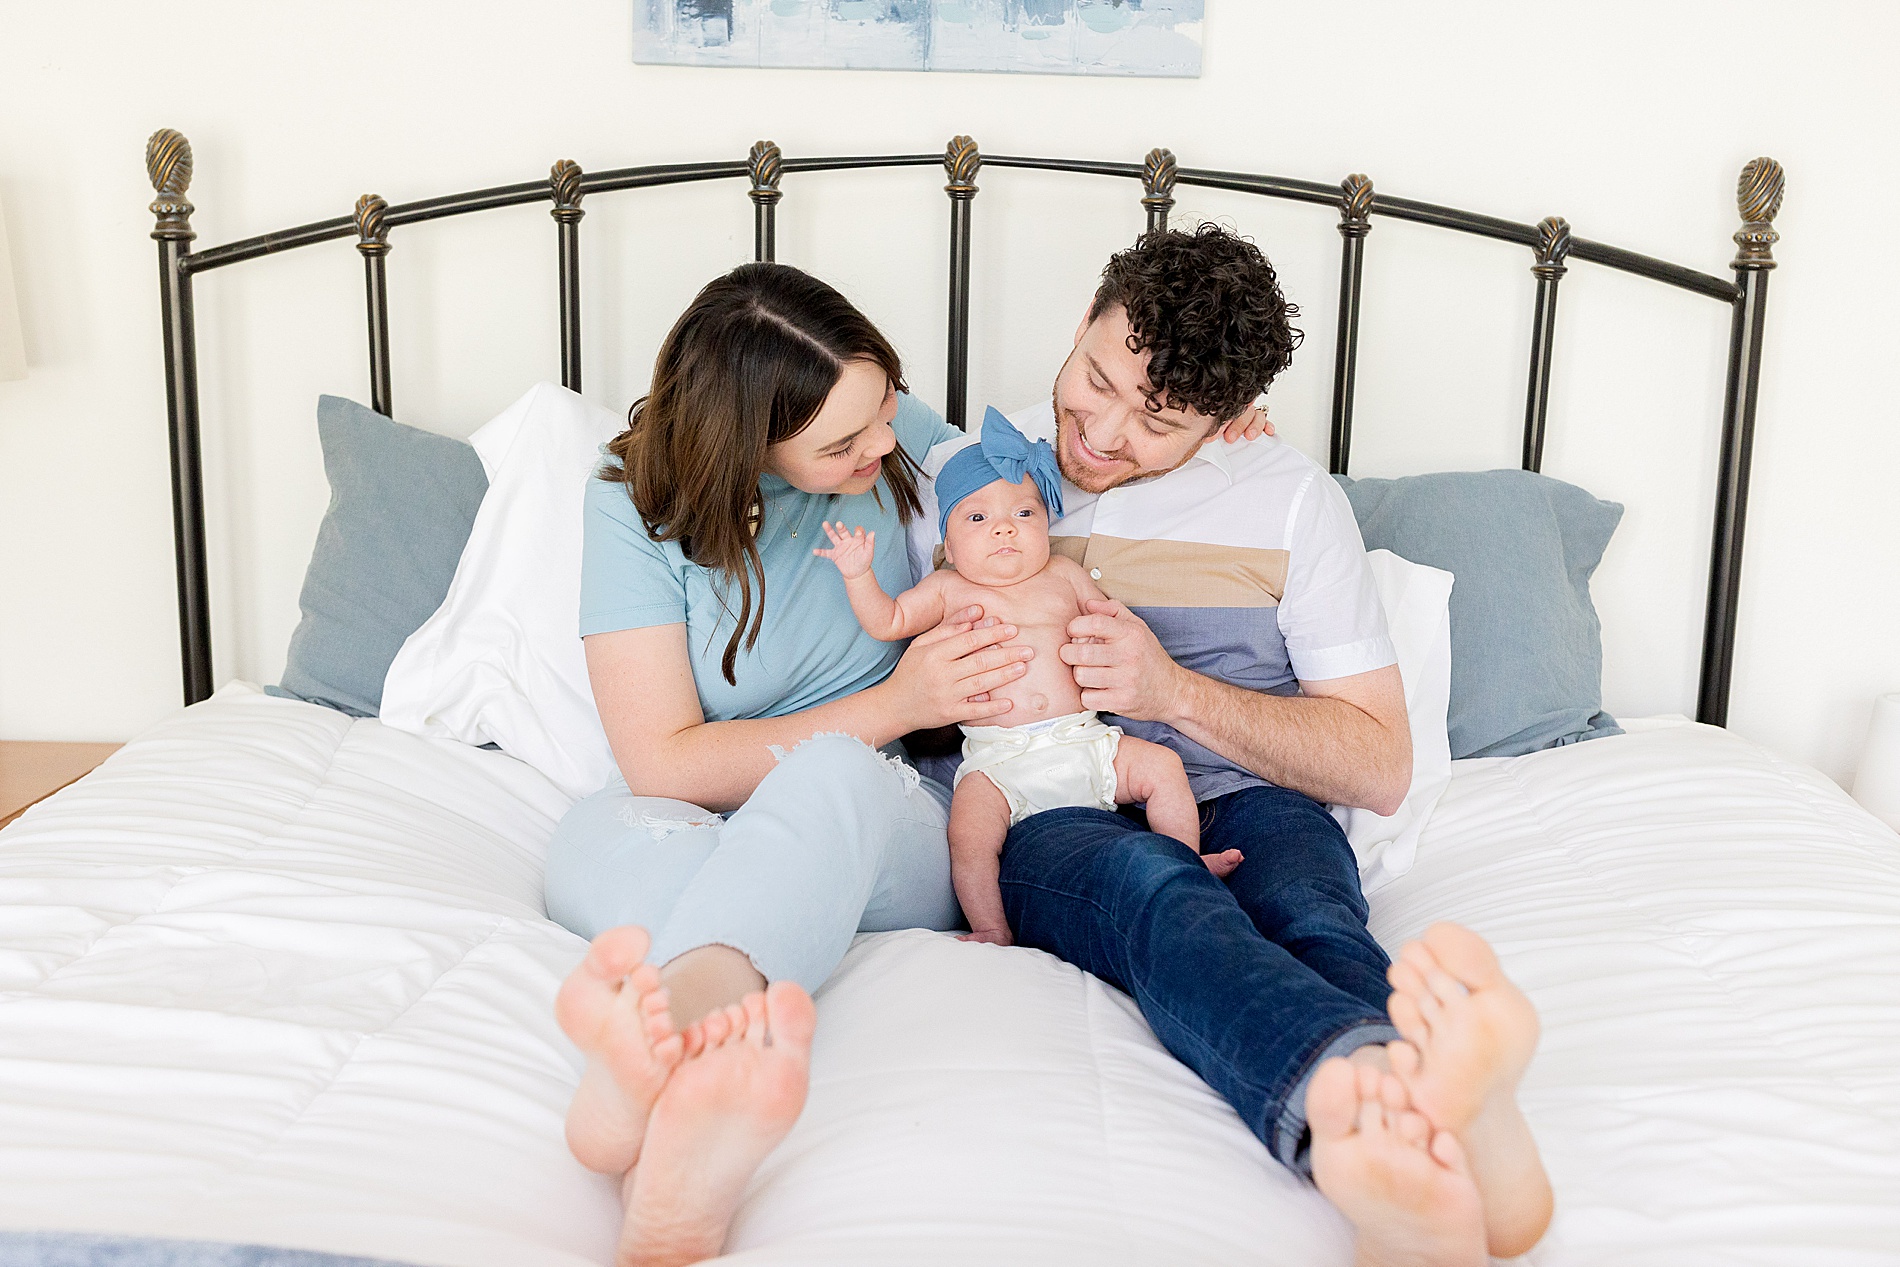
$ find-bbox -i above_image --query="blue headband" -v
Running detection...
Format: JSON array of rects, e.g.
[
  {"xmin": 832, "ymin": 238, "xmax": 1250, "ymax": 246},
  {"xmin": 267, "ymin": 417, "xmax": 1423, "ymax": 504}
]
[{"xmin": 937, "ymin": 406, "xmax": 1065, "ymax": 540}]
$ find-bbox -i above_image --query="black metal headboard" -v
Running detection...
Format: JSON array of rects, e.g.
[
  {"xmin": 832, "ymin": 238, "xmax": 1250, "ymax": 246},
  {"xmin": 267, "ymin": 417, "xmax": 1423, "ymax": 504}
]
[{"xmin": 143, "ymin": 130, "xmax": 1782, "ymax": 727}]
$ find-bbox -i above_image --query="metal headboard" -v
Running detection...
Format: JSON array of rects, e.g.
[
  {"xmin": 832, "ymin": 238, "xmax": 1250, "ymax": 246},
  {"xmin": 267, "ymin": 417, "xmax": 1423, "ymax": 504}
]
[{"xmin": 143, "ymin": 130, "xmax": 1783, "ymax": 727}]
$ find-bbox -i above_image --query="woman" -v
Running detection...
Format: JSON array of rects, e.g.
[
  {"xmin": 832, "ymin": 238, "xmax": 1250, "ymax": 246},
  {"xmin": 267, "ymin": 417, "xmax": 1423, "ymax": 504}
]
[
  {"xmin": 545, "ymin": 262, "xmax": 1030, "ymax": 1267},
  {"xmin": 546, "ymin": 262, "xmax": 1263, "ymax": 1266}
]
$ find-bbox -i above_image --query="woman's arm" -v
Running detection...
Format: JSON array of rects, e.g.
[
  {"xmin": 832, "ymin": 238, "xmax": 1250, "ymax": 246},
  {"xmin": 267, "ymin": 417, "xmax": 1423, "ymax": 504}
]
[{"xmin": 589, "ymin": 613, "xmax": 1032, "ymax": 812}]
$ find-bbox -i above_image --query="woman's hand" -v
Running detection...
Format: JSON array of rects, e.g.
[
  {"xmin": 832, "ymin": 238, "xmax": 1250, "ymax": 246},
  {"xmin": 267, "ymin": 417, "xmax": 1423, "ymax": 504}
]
[
  {"xmin": 879, "ymin": 606, "xmax": 1029, "ymax": 731},
  {"xmin": 1220, "ymin": 401, "xmax": 1275, "ymax": 444}
]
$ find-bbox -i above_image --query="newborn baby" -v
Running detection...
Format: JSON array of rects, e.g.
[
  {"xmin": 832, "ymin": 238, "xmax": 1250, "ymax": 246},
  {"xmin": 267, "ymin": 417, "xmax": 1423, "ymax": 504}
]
[{"xmin": 816, "ymin": 408, "xmax": 1240, "ymax": 945}]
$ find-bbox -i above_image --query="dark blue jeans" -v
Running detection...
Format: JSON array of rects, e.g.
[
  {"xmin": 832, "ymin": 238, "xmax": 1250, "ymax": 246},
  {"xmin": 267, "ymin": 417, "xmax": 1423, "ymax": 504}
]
[{"xmin": 999, "ymin": 784, "xmax": 1399, "ymax": 1177}]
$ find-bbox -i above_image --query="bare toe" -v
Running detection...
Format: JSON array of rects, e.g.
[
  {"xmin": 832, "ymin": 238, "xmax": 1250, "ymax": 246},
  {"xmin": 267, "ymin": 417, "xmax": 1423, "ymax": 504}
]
[{"xmin": 1422, "ymin": 923, "xmax": 1506, "ymax": 989}]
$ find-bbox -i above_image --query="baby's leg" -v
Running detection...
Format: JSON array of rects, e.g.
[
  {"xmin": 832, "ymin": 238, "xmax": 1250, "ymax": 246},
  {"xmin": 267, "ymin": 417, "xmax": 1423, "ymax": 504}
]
[
  {"xmin": 948, "ymin": 774, "xmax": 1015, "ymax": 946},
  {"xmin": 1114, "ymin": 737, "xmax": 1241, "ymax": 876}
]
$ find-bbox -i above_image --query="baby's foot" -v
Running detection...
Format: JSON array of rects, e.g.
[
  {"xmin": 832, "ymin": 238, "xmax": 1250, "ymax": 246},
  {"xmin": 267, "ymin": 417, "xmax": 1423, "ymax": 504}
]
[
  {"xmin": 618, "ymin": 982, "xmax": 817, "ymax": 1267},
  {"xmin": 1201, "ymin": 848, "xmax": 1244, "ymax": 879},
  {"xmin": 1385, "ymin": 922, "xmax": 1552, "ymax": 1257},
  {"xmin": 1308, "ymin": 1058, "xmax": 1486, "ymax": 1267},
  {"xmin": 554, "ymin": 926, "xmax": 683, "ymax": 1175}
]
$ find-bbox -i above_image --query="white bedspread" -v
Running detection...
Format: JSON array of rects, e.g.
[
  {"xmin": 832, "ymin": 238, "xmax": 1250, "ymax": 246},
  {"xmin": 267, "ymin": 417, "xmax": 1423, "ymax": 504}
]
[{"xmin": 2, "ymin": 686, "xmax": 1897, "ymax": 1266}]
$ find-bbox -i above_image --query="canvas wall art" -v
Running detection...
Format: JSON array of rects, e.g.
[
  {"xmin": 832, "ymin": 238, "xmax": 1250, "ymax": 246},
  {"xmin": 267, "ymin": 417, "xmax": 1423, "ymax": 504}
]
[{"xmin": 632, "ymin": 1, "xmax": 1204, "ymax": 78}]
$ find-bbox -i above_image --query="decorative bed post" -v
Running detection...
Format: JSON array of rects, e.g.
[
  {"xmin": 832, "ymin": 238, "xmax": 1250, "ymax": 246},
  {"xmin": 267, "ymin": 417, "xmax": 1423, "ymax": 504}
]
[
  {"xmin": 943, "ymin": 135, "xmax": 981, "ymax": 431},
  {"xmin": 749, "ymin": 141, "xmax": 782, "ymax": 264},
  {"xmin": 353, "ymin": 194, "xmax": 393, "ymax": 418},
  {"xmin": 1698, "ymin": 157, "xmax": 1784, "ymax": 727},
  {"xmin": 550, "ymin": 160, "xmax": 585, "ymax": 393},
  {"xmin": 147, "ymin": 128, "xmax": 214, "ymax": 706},
  {"xmin": 1141, "ymin": 148, "xmax": 1176, "ymax": 235},
  {"xmin": 1521, "ymin": 214, "xmax": 1572, "ymax": 473},
  {"xmin": 1330, "ymin": 173, "xmax": 1373, "ymax": 476}
]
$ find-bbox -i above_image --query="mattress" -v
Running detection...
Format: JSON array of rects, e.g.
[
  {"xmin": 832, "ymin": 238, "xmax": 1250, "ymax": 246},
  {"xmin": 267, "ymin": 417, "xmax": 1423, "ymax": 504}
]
[{"xmin": 2, "ymin": 685, "xmax": 1897, "ymax": 1266}]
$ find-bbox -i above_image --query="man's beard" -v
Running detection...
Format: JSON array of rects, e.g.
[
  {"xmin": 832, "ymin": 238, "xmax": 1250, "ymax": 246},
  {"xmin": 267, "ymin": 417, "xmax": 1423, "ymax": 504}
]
[{"xmin": 1051, "ymin": 384, "xmax": 1139, "ymax": 494}]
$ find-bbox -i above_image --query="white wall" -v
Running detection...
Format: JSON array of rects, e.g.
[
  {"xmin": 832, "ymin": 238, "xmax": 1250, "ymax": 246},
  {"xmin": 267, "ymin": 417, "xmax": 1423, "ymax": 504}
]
[{"xmin": 2, "ymin": 1, "xmax": 1895, "ymax": 786}]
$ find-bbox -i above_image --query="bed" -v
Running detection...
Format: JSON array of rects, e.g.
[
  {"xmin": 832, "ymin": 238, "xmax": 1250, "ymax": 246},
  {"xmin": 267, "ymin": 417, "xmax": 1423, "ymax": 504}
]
[{"xmin": 3, "ymin": 133, "xmax": 1898, "ymax": 1266}]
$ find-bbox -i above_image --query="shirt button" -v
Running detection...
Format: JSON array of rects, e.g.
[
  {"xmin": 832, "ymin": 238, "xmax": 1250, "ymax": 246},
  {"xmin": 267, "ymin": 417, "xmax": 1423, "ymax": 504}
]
[{"xmin": 1090, "ymin": 568, "xmax": 1102, "ymax": 580}]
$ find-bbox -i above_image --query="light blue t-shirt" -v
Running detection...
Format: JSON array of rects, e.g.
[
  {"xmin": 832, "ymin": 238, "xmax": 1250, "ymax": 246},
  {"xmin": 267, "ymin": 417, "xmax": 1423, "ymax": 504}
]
[{"xmin": 579, "ymin": 393, "xmax": 958, "ymax": 723}]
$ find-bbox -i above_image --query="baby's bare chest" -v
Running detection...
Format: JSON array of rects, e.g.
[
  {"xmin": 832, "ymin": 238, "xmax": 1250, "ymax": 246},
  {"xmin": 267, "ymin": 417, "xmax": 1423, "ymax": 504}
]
[{"xmin": 937, "ymin": 570, "xmax": 1081, "ymax": 646}]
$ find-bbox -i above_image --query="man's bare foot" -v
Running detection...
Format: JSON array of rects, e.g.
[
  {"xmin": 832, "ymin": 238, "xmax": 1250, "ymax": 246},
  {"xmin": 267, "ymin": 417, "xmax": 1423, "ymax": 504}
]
[
  {"xmin": 618, "ymin": 981, "xmax": 817, "ymax": 1267},
  {"xmin": 1308, "ymin": 1057, "xmax": 1485, "ymax": 1267},
  {"xmin": 555, "ymin": 926, "xmax": 685, "ymax": 1176},
  {"xmin": 1386, "ymin": 922, "xmax": 1552, "ymax": 1258},
  {"xmin": 1202, "ymin": 848, "xmax": 1244, "ymax": 878}
]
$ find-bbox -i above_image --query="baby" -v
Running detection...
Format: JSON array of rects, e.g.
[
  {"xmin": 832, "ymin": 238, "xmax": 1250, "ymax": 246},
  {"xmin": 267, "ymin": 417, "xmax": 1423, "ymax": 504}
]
[{"xmin": 816, "ymin": 408, "xmax": 1240, "ymax": 945}]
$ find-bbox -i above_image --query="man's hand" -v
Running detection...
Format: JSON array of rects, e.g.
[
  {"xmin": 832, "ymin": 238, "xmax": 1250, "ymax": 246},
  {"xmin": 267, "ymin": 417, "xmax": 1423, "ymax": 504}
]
[
  {"xmin": 1059, "ymin": 599, "xmax": 1185, "ymax": 722},
  {"xmin": 1219, "ymin": 401, "xmax": 1274, "ymax": 445}
]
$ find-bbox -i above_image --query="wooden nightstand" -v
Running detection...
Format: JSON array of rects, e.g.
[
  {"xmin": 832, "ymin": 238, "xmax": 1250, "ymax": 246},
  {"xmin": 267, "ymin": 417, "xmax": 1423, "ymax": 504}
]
[{"xmin": 0, "ymin": 741, "xmax": 123, "ymax": 828}]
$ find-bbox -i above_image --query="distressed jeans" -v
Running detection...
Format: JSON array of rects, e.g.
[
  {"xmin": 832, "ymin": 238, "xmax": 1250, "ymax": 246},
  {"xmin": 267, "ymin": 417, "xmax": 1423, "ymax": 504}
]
[
  {"xmin": 545, "ymin": 734, "xmax": 962, "ymax": 992},
  {"xmin": 998, "ymin": 784, "xmax": 1400, "ymax": 1177}
]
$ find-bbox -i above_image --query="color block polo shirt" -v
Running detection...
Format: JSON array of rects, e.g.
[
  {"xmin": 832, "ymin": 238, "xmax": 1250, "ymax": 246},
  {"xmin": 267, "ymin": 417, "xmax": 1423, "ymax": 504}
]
[{"xmin": 909, "ymin": 400, "xmax": 1396, "ymax": 802}]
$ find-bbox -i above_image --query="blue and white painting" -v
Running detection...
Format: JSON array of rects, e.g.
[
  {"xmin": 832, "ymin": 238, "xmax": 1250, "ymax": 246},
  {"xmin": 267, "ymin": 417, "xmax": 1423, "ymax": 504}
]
[{"xmin": 633, "ymin": 1, "xmax": 1203, "ymax": 77}]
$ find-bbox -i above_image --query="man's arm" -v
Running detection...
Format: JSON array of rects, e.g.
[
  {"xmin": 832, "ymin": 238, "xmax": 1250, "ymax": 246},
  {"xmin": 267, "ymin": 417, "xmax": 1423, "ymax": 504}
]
[{"xmin": 1060, "ymin": 599, "xmax": 1411, "ymax": 814}]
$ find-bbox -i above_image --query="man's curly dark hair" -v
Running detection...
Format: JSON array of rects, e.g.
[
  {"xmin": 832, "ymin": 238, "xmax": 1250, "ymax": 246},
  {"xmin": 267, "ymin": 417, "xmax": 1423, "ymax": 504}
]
[{"xmin": 1088, "ymin": 223, "xmax": 1303, "ymax": 423}]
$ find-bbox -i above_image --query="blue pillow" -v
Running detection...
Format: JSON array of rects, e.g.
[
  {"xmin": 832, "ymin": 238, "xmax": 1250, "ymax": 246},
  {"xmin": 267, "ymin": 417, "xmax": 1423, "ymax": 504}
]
[
  {"xmin": 1335, "ymin": 469, "xmax": 1623, "ymax": 760},
  {"xmin": 267, "ymin": 396, "xmax": 487, "ymax": 717}
]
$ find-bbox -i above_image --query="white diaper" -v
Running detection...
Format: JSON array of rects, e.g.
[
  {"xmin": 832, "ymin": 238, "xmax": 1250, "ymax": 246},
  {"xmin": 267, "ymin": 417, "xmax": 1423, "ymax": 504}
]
[{"xmin": 954, "ymin": 711, "xmax": 1123, "ymax": 826}]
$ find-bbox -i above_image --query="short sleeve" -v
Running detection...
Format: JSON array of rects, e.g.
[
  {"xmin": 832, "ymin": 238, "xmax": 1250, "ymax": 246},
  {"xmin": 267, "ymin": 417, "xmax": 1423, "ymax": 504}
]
[
  {"xmin": 579, "ymin": 465, "xmax": 687, "ymax": 636},
  {"xmin": 1278, "ymin": 469, "xmax": 1397, "ymax": 682},
  {"xmin": 892, "ymin": 391, "xmax": 960, "ymax": 464}
]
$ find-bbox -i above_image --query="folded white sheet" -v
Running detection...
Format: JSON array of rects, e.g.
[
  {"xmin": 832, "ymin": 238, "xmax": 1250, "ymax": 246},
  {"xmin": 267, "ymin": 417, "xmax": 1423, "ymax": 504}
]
[
  {"xmin": 2, "ymin": 688, "xmax": 1897, "ymax": 1266},
  {"xmin": 381, "ymin": 382, "xmax": 624, "ymax": 802}
]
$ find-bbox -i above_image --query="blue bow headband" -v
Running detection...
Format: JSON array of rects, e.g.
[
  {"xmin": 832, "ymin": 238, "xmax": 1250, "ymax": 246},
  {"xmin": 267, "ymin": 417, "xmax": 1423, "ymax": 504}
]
[{"xmin": 937, "ymin": 406, "xmax": 1065, "ymax": 540}]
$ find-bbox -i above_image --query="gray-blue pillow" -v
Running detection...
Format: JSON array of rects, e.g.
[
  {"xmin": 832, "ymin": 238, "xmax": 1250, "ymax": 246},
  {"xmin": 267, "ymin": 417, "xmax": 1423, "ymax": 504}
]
[
  {"xmin": 267, "ymin": 396, "xmax": 487, "ymax": 717},
  {"xmin": 1335, "ymin": 469, "xmax": 1623, "ymax": 760}
]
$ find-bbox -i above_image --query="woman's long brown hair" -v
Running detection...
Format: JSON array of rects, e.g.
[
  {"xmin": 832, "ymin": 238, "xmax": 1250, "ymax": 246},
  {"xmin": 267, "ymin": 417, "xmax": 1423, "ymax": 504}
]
[{"xmin": 599, "ymin": 263, "xmax": 923, "ymax": 684}]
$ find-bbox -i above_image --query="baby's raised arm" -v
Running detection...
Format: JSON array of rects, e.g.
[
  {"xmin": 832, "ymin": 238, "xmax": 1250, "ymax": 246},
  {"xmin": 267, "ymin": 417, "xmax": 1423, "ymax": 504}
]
[{"xmin": 813, "ymin": 521, "xmax": 950, "ymax": 642}]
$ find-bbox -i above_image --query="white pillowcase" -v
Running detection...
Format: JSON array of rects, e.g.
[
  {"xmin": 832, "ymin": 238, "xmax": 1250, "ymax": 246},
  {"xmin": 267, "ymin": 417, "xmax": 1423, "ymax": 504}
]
[
  {"xmin": 380, "ymin": 383, "xmax": 623, "ymax": 801},
  {"xmin": 1333, "ymin": 549, "xmax": 1455, "ymax": 893}
]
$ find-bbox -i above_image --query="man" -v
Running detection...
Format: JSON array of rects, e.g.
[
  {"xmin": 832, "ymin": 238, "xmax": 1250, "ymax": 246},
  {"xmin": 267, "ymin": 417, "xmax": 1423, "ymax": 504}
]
[{"xmin": 912, "ymin": 225, "xmax": 1553, "ymax": 1264}]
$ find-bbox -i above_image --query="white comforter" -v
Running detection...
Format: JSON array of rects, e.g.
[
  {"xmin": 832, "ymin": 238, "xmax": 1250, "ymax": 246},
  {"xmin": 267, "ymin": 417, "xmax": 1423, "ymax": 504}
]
[{"xmin": 2, "ymin": 685, "xmax": 1896, "ymax": 1266}]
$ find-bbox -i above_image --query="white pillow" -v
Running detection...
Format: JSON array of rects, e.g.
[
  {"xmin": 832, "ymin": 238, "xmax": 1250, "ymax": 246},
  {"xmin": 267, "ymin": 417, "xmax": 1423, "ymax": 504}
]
[
  {"xmin": 1332, "ymin": 549, "xmax": 1455, "ymax": 893},
  {"xmin": 380, "ymin": 383, "xmax": 623, "ymax": 801}
]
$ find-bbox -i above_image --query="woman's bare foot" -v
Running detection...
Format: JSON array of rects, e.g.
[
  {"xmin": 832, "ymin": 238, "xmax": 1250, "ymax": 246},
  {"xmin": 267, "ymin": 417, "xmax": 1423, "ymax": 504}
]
[
  {"xmin": 1308, "ymin": 1058, "xmax": 1486, "ymax": 1267},
  {"xmin": 618, "ymin": 981, "xmax": 817, "ymax": 1267},
  {"xmin": 1385, "ymin": 922, "xmax": 1552, "ymax": 1258},
  {"xmin": 555, "ymin": 926, "xmax": 684, "ymax": 1175}
]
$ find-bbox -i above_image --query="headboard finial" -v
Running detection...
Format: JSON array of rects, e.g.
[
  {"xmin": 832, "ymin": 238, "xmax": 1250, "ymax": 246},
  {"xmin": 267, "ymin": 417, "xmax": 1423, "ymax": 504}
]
[
  {"xmin": 354, "ymin": 194, "xmax": 390, "ymax": 257},
  {"xmin": 1338, "ymin": 173, "xmax": 1373, "ymax": 238},
  {"xmin": 550, "ymin": 159, "xmax": 585, "ymax": 223},
  {"xmin": 944, "ymin": 135, "xmax": 982, "ymax": 197},
  {"xmin": 1534, "ymin": 215, "xmax": 1572, "ymax": 275},
  {"xmin": 146, "ymin": 128, "xmax": 196, "ymax": 241},
  {"xmin": 749, "ymin": 141, "xmax": 784, "ymax": 205},
  {"xmin": 1732, "ymin": 157, "xmax": 1783, "ymax": 270},
  {"xmin": 1142, "ymin": 148, "xmax": 1178, "ymax": 205}
]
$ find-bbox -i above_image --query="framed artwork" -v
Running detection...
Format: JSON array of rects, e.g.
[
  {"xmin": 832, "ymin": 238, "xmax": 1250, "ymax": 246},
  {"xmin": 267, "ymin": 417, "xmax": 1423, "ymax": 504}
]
[{"xmin": 633, "ymin": 1, "xmax": 1204, "ymax": 78}]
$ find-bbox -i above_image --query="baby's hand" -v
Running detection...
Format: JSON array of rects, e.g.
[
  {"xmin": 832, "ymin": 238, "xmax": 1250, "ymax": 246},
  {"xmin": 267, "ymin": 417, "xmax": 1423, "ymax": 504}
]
[{"xmin": 813, "ymin": 521, "xmax": 877, "ymax": 579}]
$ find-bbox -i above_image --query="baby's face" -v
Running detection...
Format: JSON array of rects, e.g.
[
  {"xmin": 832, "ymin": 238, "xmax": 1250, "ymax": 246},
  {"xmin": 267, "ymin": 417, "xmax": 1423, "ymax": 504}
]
[{"xmin": 943, "ymin": 476, "xmax": 1052, "ymax": 587}]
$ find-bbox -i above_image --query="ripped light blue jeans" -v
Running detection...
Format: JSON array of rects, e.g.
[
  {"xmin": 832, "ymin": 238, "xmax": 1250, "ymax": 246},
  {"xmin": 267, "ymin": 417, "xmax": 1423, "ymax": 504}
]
[{"xmin": 543, "ymin": 734, "xmax": 963, "ymax": 993}]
